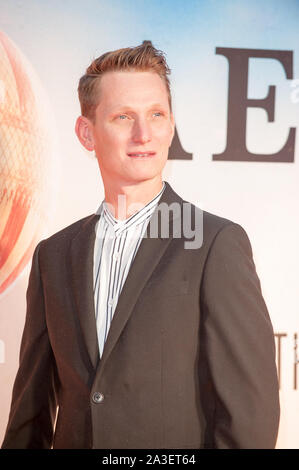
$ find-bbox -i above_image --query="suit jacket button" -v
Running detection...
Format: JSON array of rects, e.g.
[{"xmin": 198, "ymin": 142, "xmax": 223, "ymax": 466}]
[{"xmin": 92, "ymin": 392, "xmax": 104, "ymax": 404}]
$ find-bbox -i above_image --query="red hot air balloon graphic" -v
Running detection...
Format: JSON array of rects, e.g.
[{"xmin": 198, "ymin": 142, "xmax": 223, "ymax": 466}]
[{"xmin": 0, "ymin": 31, "xmax": 58, "ymax": 295}]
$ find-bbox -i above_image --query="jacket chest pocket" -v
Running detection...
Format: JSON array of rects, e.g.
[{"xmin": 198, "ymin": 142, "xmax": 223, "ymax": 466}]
[{"xmin": 144, "ymin": 279, "xmax": 190, "ymax": 298}]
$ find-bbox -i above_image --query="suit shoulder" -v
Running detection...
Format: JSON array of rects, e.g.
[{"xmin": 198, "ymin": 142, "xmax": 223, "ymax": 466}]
[
  {"xmin": 202, "ymin": 208, "xmax": 235, "ymax": 232},
  {"xmin": 199, "ymin": 209, "xmax": 253, "ymax": 263},
  {"xmin": 181, "ymin": 198, "xmax": 238, "ymax": 237},
  {"xmin": 176, "ymin": 191, "xmax": 249, "ymax": 250},
  {"xmin": 202, "ymin": 209, "xmax": 251, "ymax": 245},
  {"xmin": 164, "ymin": 182, "xmax": 241, "ymax": 236},
  {"xmin": 38, "ymin": 213, "xmax": 96, "ymax": 249}
]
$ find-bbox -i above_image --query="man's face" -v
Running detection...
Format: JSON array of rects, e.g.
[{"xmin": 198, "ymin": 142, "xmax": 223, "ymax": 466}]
[{"xmin": 88, "ymin": 70, "xmax": 175, "ymax": 188}]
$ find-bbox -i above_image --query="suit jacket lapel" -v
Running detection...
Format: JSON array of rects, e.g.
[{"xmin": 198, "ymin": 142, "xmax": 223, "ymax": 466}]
[
  {"xmin": 97, "ymin": 182, "xmax": 184, "ymax": 377},
  {"xmin": 69, "ymin": 213, "xmax": 100, "ymax": 371},
  {"xmin": 97, "ymin": 232, "xmax": 172, "ymax": 377}
]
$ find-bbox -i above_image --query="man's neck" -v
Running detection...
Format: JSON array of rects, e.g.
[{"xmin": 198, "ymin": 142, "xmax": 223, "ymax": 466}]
[{"xmin": 103, "ymin": 177, "xmax": 164, "ymax": 220}]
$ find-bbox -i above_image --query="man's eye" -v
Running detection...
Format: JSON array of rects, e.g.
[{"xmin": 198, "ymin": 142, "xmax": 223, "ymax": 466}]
[
  {"xmin": 153, "ymin": 112, "xmax": 162, "ymax": 117},
  {"xmin": 118, "ymin": 115, "xmax": 128, "ymax": 120}
]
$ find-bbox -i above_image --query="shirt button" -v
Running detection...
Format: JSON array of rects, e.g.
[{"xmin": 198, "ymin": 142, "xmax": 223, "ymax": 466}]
[
  {"xmin": 113, "ymin": 252, "xmax": 120, "ymax": 261},
  {"xmin": 108, "ymin": 298, "xmax": 114, "ymax": 307},
  {"xmin": 92, "ymin": 392, "xmax": 104, "ymax": 404}
]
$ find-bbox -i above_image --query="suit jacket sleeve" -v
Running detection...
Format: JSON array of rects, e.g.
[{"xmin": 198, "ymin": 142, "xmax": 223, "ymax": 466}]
[
  {"xmin": 200, "ymin": 223, "xmax": 280, "ymax": 449},
  {"xmin": 1, "ymin": 241, "xmax": 58, "ymax": 449}
]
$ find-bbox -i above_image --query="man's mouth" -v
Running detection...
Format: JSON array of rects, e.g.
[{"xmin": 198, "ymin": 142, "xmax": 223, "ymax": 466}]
[{"xmin": 127, "ymin": 152, "xmax": 156, "ymax": 158}]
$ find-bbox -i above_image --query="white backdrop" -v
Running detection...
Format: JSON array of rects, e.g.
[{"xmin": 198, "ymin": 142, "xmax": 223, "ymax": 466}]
[{"xmin": 0, "ymin": 0, "xmax": 298, "ymax": 448}]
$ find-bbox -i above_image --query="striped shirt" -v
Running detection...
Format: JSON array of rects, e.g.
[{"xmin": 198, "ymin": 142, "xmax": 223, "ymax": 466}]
[{"xmin": 93, "ymin": 182, "xmax": 166, "ymax": 358}]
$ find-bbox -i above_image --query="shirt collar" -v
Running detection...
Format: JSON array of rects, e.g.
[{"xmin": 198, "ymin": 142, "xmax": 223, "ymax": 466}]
[{"xmin": 97, "ymin": 182, "xmax": 165, "ymax": 235}]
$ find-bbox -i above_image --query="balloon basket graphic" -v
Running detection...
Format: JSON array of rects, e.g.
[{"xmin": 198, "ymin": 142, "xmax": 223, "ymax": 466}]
[{"xmin": 0, "ymin": 31, "xmax": 59, "ymax": 296}]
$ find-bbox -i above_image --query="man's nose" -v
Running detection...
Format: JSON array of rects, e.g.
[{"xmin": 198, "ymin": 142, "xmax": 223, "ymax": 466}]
[{"xmin": 131, "ymin": 118, "xmax": 151, "ymax": 144}]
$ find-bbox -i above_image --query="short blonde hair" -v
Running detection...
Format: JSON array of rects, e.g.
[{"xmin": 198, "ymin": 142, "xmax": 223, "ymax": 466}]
[{"xmin": 78, "ymin": 40, "xmax": 172, "ymax": 122}]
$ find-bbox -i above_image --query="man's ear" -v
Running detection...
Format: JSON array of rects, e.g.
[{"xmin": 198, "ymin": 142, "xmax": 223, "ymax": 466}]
[
  {"xmin": 75, "ymin": 115, "xmax": 94, "ymax": 151},
  {"xmin": 169, "ymin": 112, "xmax": 175, "ymax": 146}
]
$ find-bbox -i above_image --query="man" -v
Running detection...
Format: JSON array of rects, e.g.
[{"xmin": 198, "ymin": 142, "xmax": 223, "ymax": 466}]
[{"xmin": 2, "ymin": 41, "xmax": 280, "ymax": 449}]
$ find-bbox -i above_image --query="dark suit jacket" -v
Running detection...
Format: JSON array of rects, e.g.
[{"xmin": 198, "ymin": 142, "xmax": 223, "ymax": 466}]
[{"xmin": 2, "ymin": 182, "xmax": 280, "ymax": 449}]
